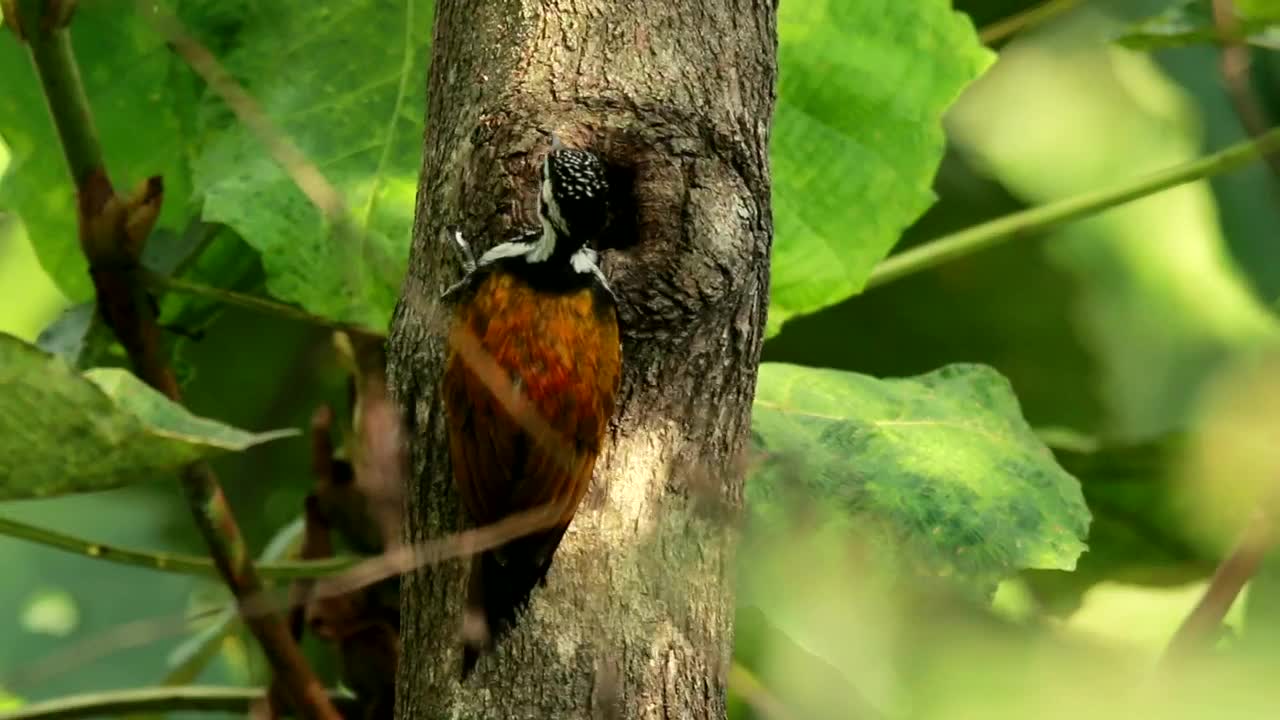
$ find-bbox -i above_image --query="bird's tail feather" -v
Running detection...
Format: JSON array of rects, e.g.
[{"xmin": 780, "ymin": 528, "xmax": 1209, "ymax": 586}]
[{"xmin": 460, "ymin": 526, "xmax": 568, "ymax": 679}]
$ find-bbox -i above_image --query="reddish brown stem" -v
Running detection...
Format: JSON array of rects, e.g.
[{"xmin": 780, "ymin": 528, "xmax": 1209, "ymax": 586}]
[
  {"xmin": 1212, "ymin": 0, "xmax": 1280, "ymax": 181},
  {"xmin": 11, "ymin": 2, "xmax": 339, "ymax": 718},
  {"xmin": 1162, "ymin": 509, "xmax": 1277, "ymax": 661}
]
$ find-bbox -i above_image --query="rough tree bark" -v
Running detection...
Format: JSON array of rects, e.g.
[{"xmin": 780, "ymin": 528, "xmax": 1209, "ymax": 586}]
[{"xmin": 387, "ymin": 1, "xmax": 776, "ymax": 717}]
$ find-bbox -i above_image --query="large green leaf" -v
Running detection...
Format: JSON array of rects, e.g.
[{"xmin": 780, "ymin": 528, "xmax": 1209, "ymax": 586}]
[
  {"xmin": 0, "ymin": 0, "xmax": 197, "ymax": 303},
  {"xmin": 0, "ymin": 333, "xmax": 295, "ymax": 500},
  {"xmin": 768, "ymin": 0, "xmax": 995, "ymax": 336},
  {"xmin": 748, "ymin": 362, "xmax": 1090, "ymax": 589},
  {"xmin": 191, "ymin": 0, "xmax": 432, "ymax": 330}
]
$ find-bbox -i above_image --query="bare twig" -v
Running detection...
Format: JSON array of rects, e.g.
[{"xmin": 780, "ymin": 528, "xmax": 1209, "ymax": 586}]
[
  {"xmin": 253, "ymin": 496, "xmax": 567, "ymax": 616},
  {"xmin": 133, "ymin": 0, "xmax": 614, "ymax": 678},
  {"xmin": 1211, "ymin": 0, "xmax": 1280, "ymax": 181},
  {"xmin": 7, "ymin": 2, "xmax": 337, "ymax": 717}
]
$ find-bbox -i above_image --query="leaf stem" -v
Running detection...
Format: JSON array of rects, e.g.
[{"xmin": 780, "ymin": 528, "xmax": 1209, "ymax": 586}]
[
  {"xmin": 0, "ymin": 515, "xmax": 356, "ymax": 580},
  {"xmin": 866, "ymin": 125, "xmax": 1280, "ymax": 290},
  {"xmin": 144, "ymin": 272, "xmax": 382, "ymax": 338},
  {"xmin": 0, "ymin": 686, "xmax": 355, "ymax": 720}
]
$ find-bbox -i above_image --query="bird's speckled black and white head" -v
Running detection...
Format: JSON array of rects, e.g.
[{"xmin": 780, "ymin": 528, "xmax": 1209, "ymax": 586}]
[
  {"xmin": 471, "ymin": 137, "xmax": 613, "ymax": 292},
  {"xmin": 532, "ymin": 139, "xmax": 609, "ymax": 260}
]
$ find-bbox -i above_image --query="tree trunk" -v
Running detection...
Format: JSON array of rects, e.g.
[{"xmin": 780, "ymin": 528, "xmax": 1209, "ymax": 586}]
[{"xmin": 387, "ymin": 1, "xmax": 776, "ymax": 717}]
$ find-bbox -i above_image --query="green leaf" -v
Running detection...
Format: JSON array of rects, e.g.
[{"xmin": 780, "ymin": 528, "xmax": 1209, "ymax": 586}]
[
  {"xmin": 767, "ymin": 0, "xmax": 995, "ymax": 336},
  {"xmin": 0, "ymin": 333, "xmax": 296, "ymax": 500},
  {"xmin": 1116, "ymin": 0, "xmax": 1280, "ymax": 50},
  {"xmin": 0, "ymin": 0, "xmax": 197, "ymax": 302},
  {"xmin": 748, "ymin": 362, "xmax": 1090, "ymax": 589},
  {"xmin": 190, "ymin": 1, "xmax": 432, "ymax": 329}
]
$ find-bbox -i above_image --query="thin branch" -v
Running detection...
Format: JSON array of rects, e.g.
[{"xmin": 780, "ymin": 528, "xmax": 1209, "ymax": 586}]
[
  {"xmin": 0, "ymin": 515, "xmax": 356, "ymax": 580},
  {"xmin": 144, "ymin": 271, "xmax": 383, "ymax": 338},
  {"xmin": 0, "ymin": 686, "xmax": 355, "ymax": 720},
  {"xmin": 10, "ymin": 3, "xmax": 338, "ymax": 718},
  {"xmin": 978, "ymin": 0, "xmax": 1079, "ymax": 46},
  {"xmin": 1161, "ymin": 508, "xmax": 1277, "ymax": 662},
  {"xmin": 1211, "ymin": 0, "xmax": 1280, "ymax": 180},
  {"xmin": 866, "ymin": 124, "xmax": 1280, "ymax": 290}
]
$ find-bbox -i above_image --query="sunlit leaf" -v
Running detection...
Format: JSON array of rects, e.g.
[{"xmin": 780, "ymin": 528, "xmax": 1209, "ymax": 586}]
[
  {"xmin": 0, "ymin": 333, "xmax": 296, "ymax": 499},
  {"xmin": 748, "ymin": 362, "xmax": 1090, "ymax": 590},
  {"xmin": 768, "ymin": 0, "xmax": 995, "ymax": 335}
]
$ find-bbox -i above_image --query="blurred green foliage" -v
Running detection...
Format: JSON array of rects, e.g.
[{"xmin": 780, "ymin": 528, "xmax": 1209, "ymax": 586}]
[
  {"xmin": 1, "ymin": 0, "xmax": 1280, "ymax": 717},
  {"xmin": 1117, "ymin": 0, "xmax": 1280, "ymax": 50}
]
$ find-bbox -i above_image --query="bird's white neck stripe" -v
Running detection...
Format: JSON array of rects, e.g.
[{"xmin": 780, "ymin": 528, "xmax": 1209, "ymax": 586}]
[
  {"xmin": 477, "ymin": 240, "xmax": 536, "ymax": 265},
  {"xmin": 528, "ymin": 155, "xmax": 565, "ymax": 263},
  {"xmin": 473, "ymin": 239, "xmax": 604, "ymax": 283},
  {"xmin": 529, "ymin": 215, "xmax": 556, "ymax": 262}
]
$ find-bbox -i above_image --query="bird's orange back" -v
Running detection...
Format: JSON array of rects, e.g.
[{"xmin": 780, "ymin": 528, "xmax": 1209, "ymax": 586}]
[{"xmin": 443, "ymin": 268, "xmax": 620, "ymax": 529}]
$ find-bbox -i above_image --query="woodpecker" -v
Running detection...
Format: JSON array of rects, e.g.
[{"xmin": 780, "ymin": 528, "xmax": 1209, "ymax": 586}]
[{"xmin": 440, "ymin": 137, "xmax": 621, "ymax": 678}]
